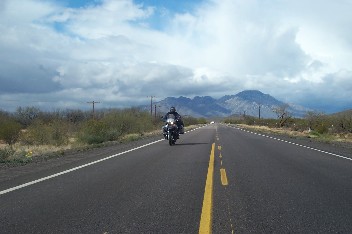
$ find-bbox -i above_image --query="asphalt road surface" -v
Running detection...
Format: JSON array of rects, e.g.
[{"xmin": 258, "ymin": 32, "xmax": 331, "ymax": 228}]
[{"xmin": 1, "ymin": 124, "xmax": 352, "ymax": 233}]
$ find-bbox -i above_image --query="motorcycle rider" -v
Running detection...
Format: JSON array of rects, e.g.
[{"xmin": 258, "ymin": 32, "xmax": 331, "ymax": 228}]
[{"xmin": 163, "ymin": 106, "xmax": 184, "ymax": 135}]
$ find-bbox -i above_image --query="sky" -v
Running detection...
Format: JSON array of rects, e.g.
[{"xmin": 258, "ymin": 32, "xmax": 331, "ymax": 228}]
[{"xmin": 0, "ymin": 0, "xmax": 351, "ymax": 113}]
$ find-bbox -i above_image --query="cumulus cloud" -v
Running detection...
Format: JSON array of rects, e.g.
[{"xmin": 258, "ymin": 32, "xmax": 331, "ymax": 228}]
[{"xmin": 0, "ymin": 0, "xmax": 351, "ymax": 112}]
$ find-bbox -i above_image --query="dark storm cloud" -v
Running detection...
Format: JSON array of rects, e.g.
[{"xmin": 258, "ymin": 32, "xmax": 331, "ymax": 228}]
[{"xmin": 0, "ymin": 62, "xmax": 63, "ymax": 93}]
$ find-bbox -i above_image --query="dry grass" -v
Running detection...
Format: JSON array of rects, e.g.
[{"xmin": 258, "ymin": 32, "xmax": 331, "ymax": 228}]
[
  {"xmin": 237, "ymin": 124, "xmax": 307, "ymax": 136},
  {"xmin": 0, "ymin": 142, "xmax": 79, "ymax": 158},
  {"xmin": 333, "ymin": 133, "xmax": 352, "ymax": 143}
]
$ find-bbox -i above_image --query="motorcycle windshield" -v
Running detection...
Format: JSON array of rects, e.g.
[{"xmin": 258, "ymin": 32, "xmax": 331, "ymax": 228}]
[
  {"xmin": 166, "ymin": 118, "xmax": 175, "ymax": 123},
  {"xmin": 166, "ymin": 114, "xmax": 176, "ymax": 123}
]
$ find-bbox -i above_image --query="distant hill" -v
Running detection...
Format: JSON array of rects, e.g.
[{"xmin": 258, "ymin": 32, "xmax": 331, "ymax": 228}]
[
  {"xmin": 150, "ymin": 90, "xmax": 313, "ymax": 118},
  {"xmin": 329, "ymin": 109, "xmax": 352, "ymax": 117}
]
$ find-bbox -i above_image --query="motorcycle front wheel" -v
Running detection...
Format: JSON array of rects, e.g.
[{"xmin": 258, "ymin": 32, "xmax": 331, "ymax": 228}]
[{"xmin": 168, "ymin": 133, "xmax": 175, "ymax": 146}]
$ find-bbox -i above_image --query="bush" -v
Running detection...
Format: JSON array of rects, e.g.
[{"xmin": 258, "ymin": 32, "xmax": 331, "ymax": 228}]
[
  {"xmin": 315, "ymin": 124, "xmax": 329, "ymax": 134},
  {"xmin": 0, "ymin": 147, "xmax": 33, "ymax": 164},
  {"xmin": 21, "ymin": 119, "xmax": 70, "ymax": 146},
  {"xmin": 103, "ymin": 108, "xmax": 155, "ymax": 135},
  {"xmin": 15, "ymin": 106, "xmax": 41, "ymax": 127},
  {"xmin": 244, "ymin": 116, "xmax": 257, "ymax": 125},
  {"xmin": 0, "ymin": 117, "xmax": 22, "ymax": 145},
  {"xmin": 223, "ymin": 118, "xmax": 242, "ymax": 124},
  {"xmin": 12, "ymin": 151, "xmax": 33, "ymax": 163},
  {"xmin": 197, "ymin": 117, "xmax": 208, "ymax": 125},
  {"xmin": 333, "ymin": 113, "xmax": 352, "ymax": 133},
  {"xmin": 77, "ymin": 119, "xmax": 111, "ymax": 144},
  {"xmin": 181, "ymin": 116, "xmax": 209, "ymax": 125},
  {"xmin": 77, "ymin": 109, "xmax": 159, "ymax": 145},
  {"xmin": 0, "ymin": 147, "xmax": 15, "ymax": 162},
  {"xmin": 50, "ymin": 119, "xmax": 71, "ymax": 145}
]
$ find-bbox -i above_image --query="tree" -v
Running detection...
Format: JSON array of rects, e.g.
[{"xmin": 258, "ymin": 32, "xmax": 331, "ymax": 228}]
[
  {"xmin": 333, "ymin": 111, "xmax": 352, "ymax": 133},
  {"xmin": 65, "ymin": 109, "xmax": 87, "ymax": 124},
  {"xmin": 273, "ymin": 104, "xmax": 292, "ymax": 127},
  {"xmin": 15, "ymin": 106, "xmax": 41, "ymax": 127}
]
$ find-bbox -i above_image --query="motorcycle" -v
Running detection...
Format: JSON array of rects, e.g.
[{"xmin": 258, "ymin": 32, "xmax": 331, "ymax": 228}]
[{"xmin": 162, "ymin": 114, "xmax": 180, "ymax": 146}]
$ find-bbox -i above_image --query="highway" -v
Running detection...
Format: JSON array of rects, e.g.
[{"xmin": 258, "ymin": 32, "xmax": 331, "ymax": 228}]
[{"xmin": 1, "ymin": 124, "xmax": 352, "ymax": 233}]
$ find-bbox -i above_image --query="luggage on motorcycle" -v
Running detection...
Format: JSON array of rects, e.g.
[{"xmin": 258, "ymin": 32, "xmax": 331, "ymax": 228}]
[{"xmin": 179, "ymin": 125, "xmax": 184, "ymax": 134}]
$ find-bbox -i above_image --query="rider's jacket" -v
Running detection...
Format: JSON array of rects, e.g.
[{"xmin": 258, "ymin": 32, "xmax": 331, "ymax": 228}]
[{"xmin": 163, "ymin": 111, "xmax": 181, "ymax": 121}]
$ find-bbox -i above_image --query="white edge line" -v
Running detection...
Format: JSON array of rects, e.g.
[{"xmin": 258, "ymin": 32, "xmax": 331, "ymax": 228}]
[
  {"xmin": 0, "ymin": 139, "xmax": 164, "ymax": 195},
  {"xmin": 233, "ymin": 126, "xmax": 352, "ymax": 162}
]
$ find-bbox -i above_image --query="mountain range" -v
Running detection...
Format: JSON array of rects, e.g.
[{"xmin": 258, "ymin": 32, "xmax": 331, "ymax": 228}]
[{"xmin": 153, "ymin": 90, "xmax": 312, "ymax": 119}]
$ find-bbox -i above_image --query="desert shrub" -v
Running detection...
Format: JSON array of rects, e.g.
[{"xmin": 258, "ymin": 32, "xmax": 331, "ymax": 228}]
[
  {"xmin": 65, "ymin": 109, "xmax": 88, "ymax": 124},
  {"xmin": 314, "ymin": 123, "xmax": 329, "ymax": 134},
  {"xmin": 0, "ymin": 110, "xmax": 10, "ymax": 120},
  {"xmin": 333, "ymin": 113, "xmax": 352, "ymax": 133},
  {"xmin": 182, "ymin": 116, "xmax": 197, "ymax": 126},
  {"xmin": 0, "ymin": 147, "xmax": 15, "ymax": 162},
  {"xmin": 15, "ymin": 106, "xmax": 41, "ymax": 127},
  {"xmin": 21, "ymin": 119, "xmax": 70, "ymax": 146},
  {"xmin": 104, "ymin": 108, "xmax": 155, "ymax": 135},
  {"xmin": 0, "ymin": 147, "xmax": 31, "ymax": 163},
  {"xmin": 244, "ymin": 116, "xmax": 257, "ymax": 125},
  {"xmin": 297, "ymin": 112, "xmax": 329, "ymax": 134},
  {"xmin": 152, "ymin": 117, "xmax": 164, "ymax": 128},
  {"xmin": 8, "ymin": 150, "xmax": 33, "ymax": 163},
  {"xmin": 77, "ymin": 108, "xmax": 157, "ymax": 144},
  {"xmin": 77, "ymin": 119, "xmax": 111, "ymax": 144},
  {"xmin": 197, "ymin": 117, "xmax": 208, "ymax": 124},
  {"xmin": 21, "ymin": 120, "xmax": 49, "ymax": 145},
  {"xmin": 223, "ymin": 118, "xmax": 242, "ymax": 124},
  {"xmin": 304, "ymin": 111, "xmax": 331, "ymax": 132},
  {"xmin": 49, "ymin": 119, "xmax": 71, "ymax": 145},
  {"xmin": 0, "ymin": 117, "xmax": 22, "ymax": 145},
  {"xmin": 288, "ymin": 118, "xmax": 308, "ymax": 131}
]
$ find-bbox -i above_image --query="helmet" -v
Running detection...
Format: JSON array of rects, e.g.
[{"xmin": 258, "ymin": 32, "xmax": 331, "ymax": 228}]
[{"xmin": 170, "ymin": 106, "xmax": 176, "ymax": 112}]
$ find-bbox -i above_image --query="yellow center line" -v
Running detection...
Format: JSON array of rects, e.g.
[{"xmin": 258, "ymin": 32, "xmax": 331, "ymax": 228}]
[
  {"xmin": 199, "ymin": 143, "xmax": 215, "ymax": 234},
  {"xmin": 215, "ymin": 133, "xmax": 234, "ymax": 232},
  {"xmin": 220, "ymin": 168, "xmax": 229, "ymax": 186}
]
